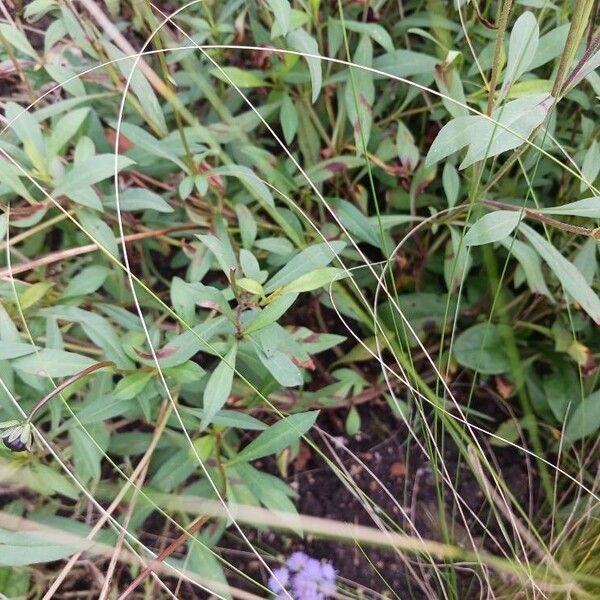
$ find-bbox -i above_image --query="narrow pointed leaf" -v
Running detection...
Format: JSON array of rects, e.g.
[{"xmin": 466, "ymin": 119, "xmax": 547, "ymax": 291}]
[
  {"xmin": 229, "ymin": 411, "xmax": 319, "ymax": 465},
  {"xmin": 464, "ymin": 211, "xmax": 522, "ymax": 246},
  {"xmin": 201, "ymin": 344, "xmax": 238, "ymax": 429},
  {"xmin": 519, "ymin": 223, "xmax": 600, "ymax": 324}
]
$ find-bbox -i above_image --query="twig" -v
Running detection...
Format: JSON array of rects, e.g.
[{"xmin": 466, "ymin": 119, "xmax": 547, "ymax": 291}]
[
  {"xmin": 0, "ymin": 224, "xmax": 199, "ymax": 278},
  {"xmin": 116, "ymin": 514, "xmax": 210, "ymax": 600},
  {"xmin": 482, "ymin": 198, "xmax": 598, "ymax": 237}
]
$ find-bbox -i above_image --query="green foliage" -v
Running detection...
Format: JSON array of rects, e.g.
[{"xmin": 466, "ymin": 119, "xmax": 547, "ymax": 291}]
[{"xmin": 1, "ymin": 1, "xmax": 600, "ymax": 597}]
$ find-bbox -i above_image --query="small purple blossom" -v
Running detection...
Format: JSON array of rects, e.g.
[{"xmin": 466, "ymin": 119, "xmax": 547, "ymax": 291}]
[
  {"xmin": 286, "ymin": 551, "xmax": 310, "ymax": 572},
  {"xmin": 320, "ymin": 564, "xmax": 335, "ymax": 582},
  {"xmin": 268, "ymin": 567, "xmax": 290, "ymax": 593},
  {"xmin": 268, "ymin": 552, "xmax": 336, "ymax": 599}
]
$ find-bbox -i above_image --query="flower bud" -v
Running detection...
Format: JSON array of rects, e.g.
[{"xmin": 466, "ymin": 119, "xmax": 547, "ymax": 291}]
[{"xmin": 0, "ymin": 420, "xmax": 33, "ymax": 452}]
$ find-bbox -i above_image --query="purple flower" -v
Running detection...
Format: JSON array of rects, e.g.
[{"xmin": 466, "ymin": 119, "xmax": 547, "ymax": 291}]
[
  {"xmin": 318, "ymin": 579, "xmax": 336, "ymax": 597},
  {"xmin": 320, "ymin": 563, "xmax": 336, "ymax": 582},
  {"xmin": 301, "ymin": 558, "xmax": 322, "ymax": 579},
  {"xmin": 269, "ymin": 552, "xmax": 336, "ymax": 599},
  {"xmin": 286, "ymin": 551, "xmax": 310, "ymax": 572},
  {"xmin": 268, "ymin": 567, "xmax": 290, "ymax": 594},
  {"xmin": 291, "ymin": 569, "xmax": 319, "ymax": 599}
]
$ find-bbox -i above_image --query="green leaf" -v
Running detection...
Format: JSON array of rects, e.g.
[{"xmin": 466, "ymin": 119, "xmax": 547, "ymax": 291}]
[
  {"xmin": 500, "ymin": 238, "xmax": 552, "ymax": 299},
  {"xmin": 0, "ymin": 531, "xmax": 81, "ymax": 567},
  {"xmin": 538, "ymin": 196, "xmax": 600, "ymax": 218},
  {"xmin": 519, "ymin": 223, "xmax": 600, "ymax": 324},
  {"xmin": 45, "ymin": 63, "xmax": 86, "ymax": 97},
  {"xmin": 210, "ymin": 66, "xmax": 268, "ymax": 88},
  {"xmin": 543, "ymin": 365, "xmax": 579, "ymax": 422},
  {"xmin": 37, "ymin": 306, "xmax": 133, "ymax": 369},
  {"xmin": 265, "ymin": 241, "xmax": 346, "ymax": 293},
  {"xmin": 103, "ymin": 41, "xmax": 167, "ymax": 135},
  {"xmin": 164, "ymin": 361, "xmax": 206, "ymax": 384},
  {"xmin": 187, "ymin": 537, "xmax": 232, "ymax": 600},
  {"xmin": 115, "ymin": 122, "xmax": 186, "ymax": 170},
  {"xmin": 0, "ymin": 159, "xmax": 34, "ymax": 201},
  {"xmin": 338, "ymin": 20, "xmax": 394, "ymax": 52},
  {"xmin": 373, "ymin": 49, "xmax": 438, "ymax": 79},
  {"xmin": 5, "ymin": 102, "xmax": 46, "ymax": 172},
  {"xmin": 331, "ymin": 198, "xmax": 381, "ymax": 248},
  {"xmin": 245, "ymin": 293, "xmax": 299, "ymax": 335},
  {"xmin": 196, "ymin": 233, "xmax": 237, "ymax": 278},
  {"xmin": 286, "ymin": 28, "xmax": 322, "ymax": 103},
  {"xmin": 201, "ymin": 344, "xmax": 238, "ymax": 429},
  {"xmin": 396, "ymin": 120, "xmax": 419, "ymax": 170},
  {"xmin": 236, "ymin": 277, "xmax": 264, "ymax": 295},
  {"xmin": 464, "ymin": 210, "xmax": 521, "ymax": 246},
  {"xmin": 61, "ymin": 265, "xmax": 109, "ymax": 299},
  {"xmin": 529, "ymin": 23, "xmax": 569, "ymax": 71},
  {"xmin": 502, "ymin": 12, "xmax": 539, "ymax": 93},
  {"xmin": 114, "ymin": 372, "xmax": 155, "ymax": 401},
  {"xmin": 54, "ymin": 154, "xmax": 134, "ymax": 196},
  {"xmin": 453, "ymin": 323, "xmax": 512, "ymax": 374},
  {"xmin": 182, "ymin": 407, "xmax": 267, "ymax": 431},
  {"xmin": 426, "ymin": 94, "xmax": 552, "ymax": 169},
  {"xmin": 573, "ymin": 237, "xmax": 598, "ymax": 285},
  {"xmin": 106, "ymin": 188, "xmax": 173, "ymax": 213},
  {"xmin": 77, "ymin": 209, "xmax": 119, "ymax": 259},
  {"xmin": 345, "ymin": 406, "xmax": 361, "ymax": 436},
  {"xmin": 229, "ymin": 411, "xmax": 319, "ymax": 465},
  {"xmin": 31, "ymin": 463, "xmax": 79, "ymax": 499},
  {"xmin": 47, "ymin": 108, "xmax": 89, "ymax": 156},
  {"xmin": 76, "ymin": 395, "xmax": 135, "ymax": 425},
  {"xmin": 18, "ymin": 281, "xmax": 53, "ymax": 310},
  {"xmin": 0, "ymin": 24, "xmax": 37, "ymax": 59},
  {"xmin": 345, "ymin": 35, "xmax": 374, "ymax": 154},
  {"xmin": 71, "ymin": 423, "xmax": 109, "ymax": 483},
  {"xmin": 444, "ymin": 227, "xmax": 472, "ymax": 291},
  {"xmin": 279, "ymin": 267, "xmax": 346, "ymax": 295},
  {"xmin": 12, "ymin": 349, "xmax": 96, "ymax": 377},
  {"xmin": 280, "ymin": 92, "xmax": 298, "ymax": 145},
  {"xmin": 212, "ymin": 165, "xmax": 274, "ymax": 208},
  {"xmin": 564, "ymin": 388, "xmax": 600, "ymax": 444},
  {"xmin": 235, "ymin": 204, "xmax": 257, "ymax": 249},
  {"xmin": 296, "ymin": 156, "xmax": 366, "ymax": 185},
  {"xmin": 0, "ymin": 342, "xmax": 36, "ymax": 360},
  {"xmin": 268, "ymin": 0, "xmax": 292, "ymax": 36},
  {"xmin": 235, "ymin": 463, "xmax": 302, "ymax": 535},
  {"xmin": 24, "ymin": 0, "xmax": 57, "ymax": 21},
  {"xmin": 580, "ymin": 140, "xmax": 600, "ymax": 192},
  {"xmin": 151, "ymin": 448, "xmax": 199, "ymax": 493},
  {"xmin": 256, "ymin": 348, "xmax": 303, "ymax": 387},
  {"xmin": 125, "ymin": 317, "xmax": 231, "ymax": 369},
  {"xmin": 442, "ymin": 162, "xmax": 459, "ymax": 208}
]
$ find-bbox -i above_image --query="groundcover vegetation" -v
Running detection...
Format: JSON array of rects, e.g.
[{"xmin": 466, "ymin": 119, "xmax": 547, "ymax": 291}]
[{"xmin": 0, "ymin": 0, "xmax": 599, "ymax": 598}]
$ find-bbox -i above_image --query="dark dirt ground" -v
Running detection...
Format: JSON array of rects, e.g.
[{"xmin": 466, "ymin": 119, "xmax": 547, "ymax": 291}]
[{"xmin": 220, "ymin": 399, "xmax": 537, "ymax": 600}]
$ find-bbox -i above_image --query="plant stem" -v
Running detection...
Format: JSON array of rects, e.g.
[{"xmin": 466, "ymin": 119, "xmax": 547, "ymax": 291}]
[
  {"xmin": 482, "ymin": 198, "xmax": 597, "ymax": 237},
  {"xmin": 552, "ymin": 0, "xmax": 596, "ymax": 97},
  {"xmin": 486, "ymin": 0, "xmax": 513, "ymax": 116},
  {"xmin": 27, "ymin": 361, "xmax": 115, "ymax": 422},
  {"xmin": 116, "ymin": 514, "xmax": 210, "ymax": 600}
]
